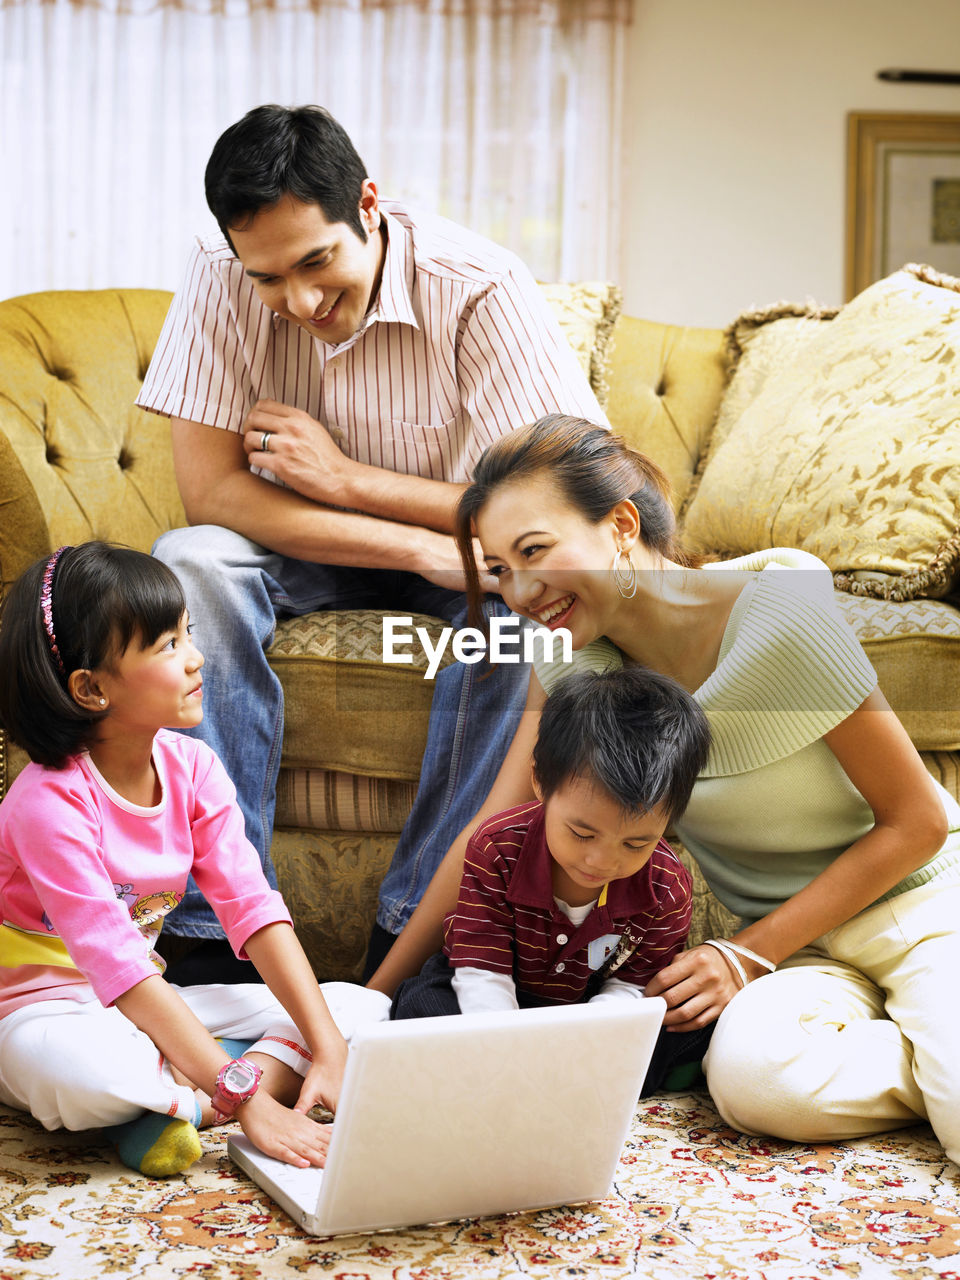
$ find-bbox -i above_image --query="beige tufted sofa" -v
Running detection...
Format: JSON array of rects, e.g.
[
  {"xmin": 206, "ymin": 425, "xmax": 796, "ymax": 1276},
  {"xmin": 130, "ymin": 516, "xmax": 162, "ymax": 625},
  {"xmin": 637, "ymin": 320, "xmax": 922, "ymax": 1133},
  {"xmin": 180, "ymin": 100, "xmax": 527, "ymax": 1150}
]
[{"xmin": 1, "ymin": 285, "xmax": 958, "ymax": 980}]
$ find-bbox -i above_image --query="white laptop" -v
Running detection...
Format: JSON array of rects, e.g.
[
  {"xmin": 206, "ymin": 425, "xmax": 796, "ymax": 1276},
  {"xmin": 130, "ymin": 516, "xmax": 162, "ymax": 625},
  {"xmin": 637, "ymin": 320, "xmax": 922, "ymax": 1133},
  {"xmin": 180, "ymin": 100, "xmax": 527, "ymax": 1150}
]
[{"xmin": 228, "ymin": 997, "xmax": 666, "ymax": 1237}]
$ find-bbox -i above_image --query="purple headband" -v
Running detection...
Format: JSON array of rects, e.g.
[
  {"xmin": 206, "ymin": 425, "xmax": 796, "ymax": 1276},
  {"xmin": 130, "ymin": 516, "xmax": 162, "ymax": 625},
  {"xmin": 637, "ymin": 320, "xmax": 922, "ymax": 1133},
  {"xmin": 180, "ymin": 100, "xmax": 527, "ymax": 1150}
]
[{"xmin": 40, "ymin": 545, "xmax": 73, "ymax": 675}]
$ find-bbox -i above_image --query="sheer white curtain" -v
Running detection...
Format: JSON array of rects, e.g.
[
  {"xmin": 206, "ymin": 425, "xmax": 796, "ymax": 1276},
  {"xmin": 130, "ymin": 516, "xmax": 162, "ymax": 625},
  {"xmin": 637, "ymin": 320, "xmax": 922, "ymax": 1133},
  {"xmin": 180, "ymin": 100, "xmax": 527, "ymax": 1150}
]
[{"xmin": 0, "ymin": 0, "xmax": 630, "ymax": 297}]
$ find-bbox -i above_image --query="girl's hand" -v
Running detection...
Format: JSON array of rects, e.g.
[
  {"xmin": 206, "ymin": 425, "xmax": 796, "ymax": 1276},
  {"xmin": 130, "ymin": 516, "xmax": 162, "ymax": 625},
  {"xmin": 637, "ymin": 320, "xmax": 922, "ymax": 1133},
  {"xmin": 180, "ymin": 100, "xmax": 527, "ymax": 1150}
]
[
  {"xmin": 238, "ymin": 1090, "xmax": 332, "ymax": 1168},
  {"xmin": 292, "ymin": 1040, "xmax": 349, "ymax": 1116},
  {"xmin": 644, "ymin": 944, "xmax": 768, "ymax": 1032}
]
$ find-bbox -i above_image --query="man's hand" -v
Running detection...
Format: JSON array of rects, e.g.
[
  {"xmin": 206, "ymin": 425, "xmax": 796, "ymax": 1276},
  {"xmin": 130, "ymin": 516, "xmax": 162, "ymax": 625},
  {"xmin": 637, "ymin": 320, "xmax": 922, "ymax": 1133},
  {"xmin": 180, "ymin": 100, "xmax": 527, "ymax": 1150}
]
[
  {"xmin": 244, "ymin": 400, "xmax": 356, "ymax": 505},
  {"xmin": 644, "ymin": 943, "xmax": 768, "ymax": 1032},
  {"xmin": 411, "ymin": 530, "xmax": 499, "ymax": 595},
  {"xmin": 238, "ymin": 1089, "xmax": 332, "ymax": 1168}
]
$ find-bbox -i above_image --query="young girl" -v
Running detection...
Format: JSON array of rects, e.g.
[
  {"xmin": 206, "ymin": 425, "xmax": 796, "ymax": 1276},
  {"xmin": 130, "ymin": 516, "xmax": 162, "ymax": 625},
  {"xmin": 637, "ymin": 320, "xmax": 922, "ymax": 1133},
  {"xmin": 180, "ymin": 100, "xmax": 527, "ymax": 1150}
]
[
  {"xmin": 369, "ymin": 415, "xmax": 960, "ymax": 1168},
  {"xmin": 0, "ymin": 542, "xmax": 375, "ymax": 1177}
]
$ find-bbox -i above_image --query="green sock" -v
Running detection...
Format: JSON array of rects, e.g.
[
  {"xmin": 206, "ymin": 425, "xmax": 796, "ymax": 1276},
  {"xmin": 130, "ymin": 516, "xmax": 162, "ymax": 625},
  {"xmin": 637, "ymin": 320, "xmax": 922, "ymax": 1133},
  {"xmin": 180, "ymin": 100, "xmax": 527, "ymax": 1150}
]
[
  {"xmin": 108, "ymin": 1112, "xmax": 202, "ymax": 1177},
  {"xmin": 663, "ymin": 1060, "xmax": 705, "ymax": 1090}
]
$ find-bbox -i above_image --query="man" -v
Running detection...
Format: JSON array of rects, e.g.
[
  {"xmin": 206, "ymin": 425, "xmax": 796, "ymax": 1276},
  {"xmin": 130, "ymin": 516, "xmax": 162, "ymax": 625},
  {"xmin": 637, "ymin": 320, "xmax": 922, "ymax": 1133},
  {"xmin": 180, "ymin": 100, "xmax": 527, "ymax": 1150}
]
[{"xmin": 138, "ymin": 104, "xmax": 605, "ymax": 978}]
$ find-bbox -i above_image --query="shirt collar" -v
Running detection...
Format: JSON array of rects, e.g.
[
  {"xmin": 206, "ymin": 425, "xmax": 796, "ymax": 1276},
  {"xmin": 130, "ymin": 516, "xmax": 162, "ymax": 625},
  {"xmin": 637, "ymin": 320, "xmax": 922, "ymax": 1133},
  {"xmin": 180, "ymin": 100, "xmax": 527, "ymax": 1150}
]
[
  {"xmin": 365, "ymin": 207, "xmax": 420, "ymax": 331},
  {"xmin": 506, "ymin": 805, "xmax": 671, "ymax": 916}
]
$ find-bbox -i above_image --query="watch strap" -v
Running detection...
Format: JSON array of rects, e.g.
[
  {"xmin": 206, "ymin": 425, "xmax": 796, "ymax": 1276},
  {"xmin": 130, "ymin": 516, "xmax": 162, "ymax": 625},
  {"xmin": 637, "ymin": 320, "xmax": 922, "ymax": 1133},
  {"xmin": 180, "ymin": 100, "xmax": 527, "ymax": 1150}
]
[{"xmin": 211, "ymin": 1056, "xmax": 262, "ymax": 1120}]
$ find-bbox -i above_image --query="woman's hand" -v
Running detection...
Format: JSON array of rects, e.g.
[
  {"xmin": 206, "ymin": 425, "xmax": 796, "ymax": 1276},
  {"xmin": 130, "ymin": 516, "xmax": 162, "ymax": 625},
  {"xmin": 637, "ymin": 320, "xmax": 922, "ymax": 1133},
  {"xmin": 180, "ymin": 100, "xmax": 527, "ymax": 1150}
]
[
  {"xmin": 645, "ymin": 943, "xmax": 769, "ymax": 1032},
  {"xmin": 238, "ymin": 1089, "xmax": 332, "ymax": 1168}
]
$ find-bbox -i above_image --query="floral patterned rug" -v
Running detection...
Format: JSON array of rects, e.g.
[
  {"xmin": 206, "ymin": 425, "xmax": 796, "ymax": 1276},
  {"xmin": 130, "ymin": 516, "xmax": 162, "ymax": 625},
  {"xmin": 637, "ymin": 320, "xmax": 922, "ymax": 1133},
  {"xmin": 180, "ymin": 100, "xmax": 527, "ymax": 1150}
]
[{"xmin": 2, "ymin": 1094, "xmax": 959, "ymax": 1280}]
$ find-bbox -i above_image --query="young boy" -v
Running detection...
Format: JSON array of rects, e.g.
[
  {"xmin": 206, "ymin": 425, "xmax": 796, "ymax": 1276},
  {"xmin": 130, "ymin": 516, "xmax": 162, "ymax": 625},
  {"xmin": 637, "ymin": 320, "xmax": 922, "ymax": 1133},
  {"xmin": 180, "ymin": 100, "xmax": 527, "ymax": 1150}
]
[{"xmin": 391, "ymin": 667, "xmax": 712, "ymax": 1091}]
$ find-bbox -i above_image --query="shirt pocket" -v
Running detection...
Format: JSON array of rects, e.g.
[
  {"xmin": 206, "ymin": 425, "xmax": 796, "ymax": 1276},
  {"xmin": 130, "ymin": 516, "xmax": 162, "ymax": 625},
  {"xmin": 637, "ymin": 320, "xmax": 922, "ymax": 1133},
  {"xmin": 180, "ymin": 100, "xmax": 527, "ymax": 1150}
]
[{"xmin": 387, "ymin": 415, "xmax": 465, "ymax": 481}]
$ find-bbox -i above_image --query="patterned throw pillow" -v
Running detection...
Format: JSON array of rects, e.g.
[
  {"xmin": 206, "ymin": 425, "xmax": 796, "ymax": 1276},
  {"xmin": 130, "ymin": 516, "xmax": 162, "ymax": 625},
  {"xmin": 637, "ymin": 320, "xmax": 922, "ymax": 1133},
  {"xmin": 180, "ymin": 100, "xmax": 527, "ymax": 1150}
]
[
  {"xmin": 680, "ymin": 301, "xmax": 838, "ymax": 522},
  {"xmin": 539, "ymin": 281, "xmax": 622, "ymax": 408},
  {"xmin": 681, "ymin": 266, "xmax": 960, "ymax": 600}
]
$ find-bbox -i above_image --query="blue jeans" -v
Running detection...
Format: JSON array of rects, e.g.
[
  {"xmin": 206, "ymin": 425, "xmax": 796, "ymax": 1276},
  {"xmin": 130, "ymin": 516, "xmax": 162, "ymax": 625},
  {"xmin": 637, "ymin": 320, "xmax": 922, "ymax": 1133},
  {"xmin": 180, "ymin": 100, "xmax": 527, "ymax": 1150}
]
[
  {"xmin": 153, "ymin": 525, "xmax": 528, "ymax": 939},
  {"xmin": 376, "ymin": 608, "xmax": 531, "ymax": 934}
]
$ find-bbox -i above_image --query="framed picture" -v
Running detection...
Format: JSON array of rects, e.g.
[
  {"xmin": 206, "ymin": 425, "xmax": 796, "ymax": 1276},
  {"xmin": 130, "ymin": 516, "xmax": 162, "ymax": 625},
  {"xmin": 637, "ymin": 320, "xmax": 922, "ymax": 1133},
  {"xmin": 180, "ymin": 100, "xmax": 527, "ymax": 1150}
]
[{"xmin": 845, "ymin": 111, "xmax": 960, "ymax": 299}]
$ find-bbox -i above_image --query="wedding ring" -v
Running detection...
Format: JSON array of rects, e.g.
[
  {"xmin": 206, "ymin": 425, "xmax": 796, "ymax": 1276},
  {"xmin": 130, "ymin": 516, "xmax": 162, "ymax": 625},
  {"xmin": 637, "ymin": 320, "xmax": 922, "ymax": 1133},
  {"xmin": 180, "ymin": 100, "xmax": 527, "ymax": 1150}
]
[{"xmin": 261, "ymin": 431, "xmax": 272, "ymax": 453}]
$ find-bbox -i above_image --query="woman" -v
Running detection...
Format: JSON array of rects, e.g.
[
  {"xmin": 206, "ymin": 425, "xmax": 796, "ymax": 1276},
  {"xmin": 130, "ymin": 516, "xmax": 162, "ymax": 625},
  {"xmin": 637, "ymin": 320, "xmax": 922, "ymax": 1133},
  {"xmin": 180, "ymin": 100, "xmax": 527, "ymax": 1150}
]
[{"xmin": 369, "ymin": 414, "xmax": 960, "ymax": 1164}]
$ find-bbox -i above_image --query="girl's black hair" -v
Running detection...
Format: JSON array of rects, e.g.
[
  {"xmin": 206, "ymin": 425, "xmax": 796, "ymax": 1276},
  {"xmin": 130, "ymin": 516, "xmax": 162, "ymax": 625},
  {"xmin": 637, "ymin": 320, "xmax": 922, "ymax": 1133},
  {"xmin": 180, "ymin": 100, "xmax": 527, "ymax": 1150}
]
[{"xmin": 0, "ymin": 542, "xmax": 186, "ymax": 768}]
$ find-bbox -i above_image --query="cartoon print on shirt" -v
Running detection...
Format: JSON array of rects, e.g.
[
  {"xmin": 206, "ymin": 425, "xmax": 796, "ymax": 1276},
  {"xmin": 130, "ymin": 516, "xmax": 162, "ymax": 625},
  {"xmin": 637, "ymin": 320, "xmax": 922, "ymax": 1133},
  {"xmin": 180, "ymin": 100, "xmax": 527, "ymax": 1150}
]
[
  {"xmin": 129, "ymin": 890, "xmax": 182, "ymax": 972},
  {"xmin": 587, "ymin": 933, "xmax": 622, "ymax": 971},
  {"xmin": 114, "ymin": 883, "xmax": 138, "ymax": 909}
]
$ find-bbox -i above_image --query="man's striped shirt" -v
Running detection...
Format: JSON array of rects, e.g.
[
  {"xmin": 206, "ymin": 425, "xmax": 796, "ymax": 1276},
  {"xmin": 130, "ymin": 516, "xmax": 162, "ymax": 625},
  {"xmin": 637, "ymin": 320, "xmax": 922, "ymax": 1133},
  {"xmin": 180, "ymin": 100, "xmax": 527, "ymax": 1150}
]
[{"xmin": 137, "ymin": 201, "xmax": 605, "ymax": 486}]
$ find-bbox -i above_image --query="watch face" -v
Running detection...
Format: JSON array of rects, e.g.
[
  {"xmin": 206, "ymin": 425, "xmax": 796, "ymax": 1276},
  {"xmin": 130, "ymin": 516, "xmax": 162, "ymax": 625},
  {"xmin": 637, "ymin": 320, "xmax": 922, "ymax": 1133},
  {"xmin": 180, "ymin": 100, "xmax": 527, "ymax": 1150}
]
[{"xmin": 222, "ymin": 1060, "xmax": 259, "ymax": 1094}]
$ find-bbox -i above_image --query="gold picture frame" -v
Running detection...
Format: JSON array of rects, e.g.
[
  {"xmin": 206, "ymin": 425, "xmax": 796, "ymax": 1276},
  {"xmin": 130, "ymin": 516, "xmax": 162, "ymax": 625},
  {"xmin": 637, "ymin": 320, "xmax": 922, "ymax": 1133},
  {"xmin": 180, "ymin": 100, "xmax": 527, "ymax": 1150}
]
[{"xmin": 845, "ymin": 111, "xmax": 960, "ymax": 299}]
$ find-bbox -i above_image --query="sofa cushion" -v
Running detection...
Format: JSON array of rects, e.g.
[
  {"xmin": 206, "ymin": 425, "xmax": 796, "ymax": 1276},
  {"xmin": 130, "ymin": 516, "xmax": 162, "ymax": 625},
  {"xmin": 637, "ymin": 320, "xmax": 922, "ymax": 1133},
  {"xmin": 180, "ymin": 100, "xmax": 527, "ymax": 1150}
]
[
  {"xmin": 538, "ymin": 281, "xmax": 621, "ymax": 408},
  {"xmin": 276, "ymin": 767, "xmax": 416, "ymax": 832},
  {"xmin": 0, "ymin": 290, "xmax": 185, "ymax": 593},
  {"xmin": 834, "ymin": 592, "xmax": 960, "ymax": 751},
  {"xmin": 681, "ymin": 302, "xmax": 837, "ymax": 521},
  {"xmin": 681, "ymin": 266, "xmax": 960, "ymax": 600},
  {"xmin": 606, "ymin": 315, "xmax": 728, "ymax": 515},
  {"xmin": 268, "ymin": 609, "xmax": 454, "ymax": 780}
]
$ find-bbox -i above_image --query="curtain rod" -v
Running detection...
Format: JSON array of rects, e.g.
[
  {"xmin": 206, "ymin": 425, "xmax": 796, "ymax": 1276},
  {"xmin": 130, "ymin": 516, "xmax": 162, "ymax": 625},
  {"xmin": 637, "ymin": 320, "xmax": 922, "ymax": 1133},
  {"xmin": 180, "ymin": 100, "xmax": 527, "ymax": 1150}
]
[{"xmin": 877, "ymin": 68, "xmax": 960, "ymax": 84}]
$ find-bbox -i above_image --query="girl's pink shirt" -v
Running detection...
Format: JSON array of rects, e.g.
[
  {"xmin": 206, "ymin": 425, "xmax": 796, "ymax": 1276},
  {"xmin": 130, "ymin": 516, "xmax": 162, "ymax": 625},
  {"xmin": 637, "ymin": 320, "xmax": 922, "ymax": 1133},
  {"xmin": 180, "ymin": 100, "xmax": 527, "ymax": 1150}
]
[{"xmin": 0, "ymin": 730, "xmax": 291, "ymax": 1017}]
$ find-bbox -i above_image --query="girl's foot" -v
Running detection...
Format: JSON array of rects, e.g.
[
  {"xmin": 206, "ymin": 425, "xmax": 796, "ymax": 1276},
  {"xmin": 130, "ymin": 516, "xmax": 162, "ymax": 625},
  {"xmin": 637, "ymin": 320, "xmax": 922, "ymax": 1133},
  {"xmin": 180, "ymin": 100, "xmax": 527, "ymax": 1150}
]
[{"xmin": 107, "ymin": 1113, "xmax": 202, "ymax": 1177}]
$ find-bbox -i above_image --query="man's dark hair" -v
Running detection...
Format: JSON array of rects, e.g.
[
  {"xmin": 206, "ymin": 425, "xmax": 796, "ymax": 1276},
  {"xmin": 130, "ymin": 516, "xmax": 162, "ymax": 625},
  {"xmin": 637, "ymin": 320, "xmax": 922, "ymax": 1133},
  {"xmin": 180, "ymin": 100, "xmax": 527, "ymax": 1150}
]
[
  {"xmin": 532, "ymin": 667, "xmax": 711, "ymax": 824},
  {"xmin": 205, "ymin": 104, "xmax": 369, "ymax": 245}
]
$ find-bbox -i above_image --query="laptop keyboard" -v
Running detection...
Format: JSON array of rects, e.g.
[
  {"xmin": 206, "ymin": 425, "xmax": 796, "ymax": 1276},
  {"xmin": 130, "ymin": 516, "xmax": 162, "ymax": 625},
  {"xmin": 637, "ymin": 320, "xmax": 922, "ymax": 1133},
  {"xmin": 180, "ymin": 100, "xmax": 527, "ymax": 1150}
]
[{"xmin": 251, "ymin": 1150, "xmax": 326, "ymax": 1198}]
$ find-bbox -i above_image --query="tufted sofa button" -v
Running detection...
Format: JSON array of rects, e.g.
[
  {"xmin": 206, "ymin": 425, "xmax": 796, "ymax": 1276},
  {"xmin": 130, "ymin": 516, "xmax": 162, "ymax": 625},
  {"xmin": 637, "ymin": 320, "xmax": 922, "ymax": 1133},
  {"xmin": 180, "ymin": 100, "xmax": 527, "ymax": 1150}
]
[
  {"xmin": 117, "ymin": 446, "xmax": 134, "ymax": 471},
  {"xmin": 44, "ymin": 443, "xmax": 60, "ymax": 466}
]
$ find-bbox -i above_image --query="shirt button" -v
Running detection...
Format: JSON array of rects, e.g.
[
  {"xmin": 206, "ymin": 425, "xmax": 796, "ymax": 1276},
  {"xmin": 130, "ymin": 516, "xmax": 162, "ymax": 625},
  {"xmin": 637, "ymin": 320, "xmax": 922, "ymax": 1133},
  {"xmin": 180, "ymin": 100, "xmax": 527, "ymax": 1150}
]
[
  {"xmin": 557, "ymin": 933, "xmax": 568, "ymax": 945},
  {"xmin": 556, "ymin": 962, "xmax": 565, "ymax": 973}
]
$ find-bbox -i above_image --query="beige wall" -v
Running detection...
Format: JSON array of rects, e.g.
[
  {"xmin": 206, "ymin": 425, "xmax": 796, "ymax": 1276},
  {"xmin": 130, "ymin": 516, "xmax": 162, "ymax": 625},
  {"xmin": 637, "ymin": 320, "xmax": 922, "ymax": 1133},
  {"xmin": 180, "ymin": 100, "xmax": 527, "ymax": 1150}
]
[{"xmin": 621, "ymin": 0, "xmax": 960, "ymax": 327}]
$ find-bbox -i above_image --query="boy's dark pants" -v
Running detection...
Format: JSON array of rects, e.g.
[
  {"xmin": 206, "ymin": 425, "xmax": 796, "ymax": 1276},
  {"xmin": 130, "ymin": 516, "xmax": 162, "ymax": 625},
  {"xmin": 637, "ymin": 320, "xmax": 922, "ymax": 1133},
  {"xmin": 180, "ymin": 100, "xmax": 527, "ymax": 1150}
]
[{"xmin": 391, "ymin": 952, "xmax": 714, "ymax": 1096}]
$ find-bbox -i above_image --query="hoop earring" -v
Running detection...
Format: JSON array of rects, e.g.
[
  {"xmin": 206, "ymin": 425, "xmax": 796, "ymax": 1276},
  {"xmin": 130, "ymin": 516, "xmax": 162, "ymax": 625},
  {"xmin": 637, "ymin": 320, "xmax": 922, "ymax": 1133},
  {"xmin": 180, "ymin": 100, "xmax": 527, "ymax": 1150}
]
[{"xmin": 612, "ymin": 547, "xmax": 637, "ymax": 599}]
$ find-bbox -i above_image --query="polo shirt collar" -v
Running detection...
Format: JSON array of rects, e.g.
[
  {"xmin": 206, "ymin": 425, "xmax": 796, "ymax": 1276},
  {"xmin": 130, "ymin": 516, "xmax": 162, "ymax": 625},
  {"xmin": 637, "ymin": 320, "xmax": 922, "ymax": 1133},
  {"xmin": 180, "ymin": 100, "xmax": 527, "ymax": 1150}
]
[
  {"xmin": 366, "ymin": 207, "xmax": 419, "ymax": 331},
  {"xmin": 505, "ymin": 804, "xmax": 668, "ymax": 916}
]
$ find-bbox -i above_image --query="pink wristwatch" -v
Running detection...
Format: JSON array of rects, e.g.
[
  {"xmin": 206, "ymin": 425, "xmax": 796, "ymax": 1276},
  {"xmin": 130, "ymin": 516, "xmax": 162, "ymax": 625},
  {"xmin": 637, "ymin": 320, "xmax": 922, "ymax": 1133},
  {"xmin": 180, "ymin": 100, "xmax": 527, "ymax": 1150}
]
[{"xmin": 211, "ymin": 1057, "xmax": 263, "ymax": 1120}]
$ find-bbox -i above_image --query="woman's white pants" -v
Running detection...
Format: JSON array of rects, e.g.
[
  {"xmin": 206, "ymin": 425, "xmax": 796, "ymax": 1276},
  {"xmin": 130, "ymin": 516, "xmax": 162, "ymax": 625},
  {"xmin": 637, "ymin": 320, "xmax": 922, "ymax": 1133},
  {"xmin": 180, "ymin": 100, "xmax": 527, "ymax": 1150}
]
[{"xmin": 705, "ymin": 882, "xmax": 960, "ymax": 1166}]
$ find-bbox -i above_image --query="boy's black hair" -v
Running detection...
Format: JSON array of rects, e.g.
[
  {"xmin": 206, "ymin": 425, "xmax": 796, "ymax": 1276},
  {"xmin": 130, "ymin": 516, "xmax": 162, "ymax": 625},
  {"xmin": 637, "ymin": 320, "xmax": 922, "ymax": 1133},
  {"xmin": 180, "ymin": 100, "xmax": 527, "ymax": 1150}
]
[
  {"xmin": 0, "ymin": 543, "xmax": 186, "ymax": 768},
  {"xmin": 532, "ymin": 667, "xmax": 711, "ymax": 824},
  {"xmin": 205, "ymin": 104, "xmax": 369, "ymax": 246}
]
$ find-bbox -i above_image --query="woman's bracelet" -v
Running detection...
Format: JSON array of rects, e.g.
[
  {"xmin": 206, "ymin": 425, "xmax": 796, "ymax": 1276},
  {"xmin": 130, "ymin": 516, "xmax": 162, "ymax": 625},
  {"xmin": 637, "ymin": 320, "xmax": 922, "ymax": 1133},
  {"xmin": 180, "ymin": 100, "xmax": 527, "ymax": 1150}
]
[
  {"xmin": 701, "ymin": 939, "xmax": 748, "ymax": 989},
  {"xmin": 721, "ymin": 940, "xmax": 776, "ymax": 973},
  {"xmin": 701, "ymin": 938, "xmax": 776, "ymax": 990}
]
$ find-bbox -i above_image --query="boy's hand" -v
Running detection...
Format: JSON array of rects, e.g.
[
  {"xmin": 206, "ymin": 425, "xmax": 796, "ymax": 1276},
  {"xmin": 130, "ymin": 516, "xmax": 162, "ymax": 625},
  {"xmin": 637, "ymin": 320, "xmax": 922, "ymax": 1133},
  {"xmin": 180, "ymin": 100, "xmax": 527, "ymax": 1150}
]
[
  {"xmin": 238, "ymin": 1089, "xmax": 332, "ymax": 1168},
  {"xmin": 292, "ymin": 1039, "xmax": 349, "ymax": 1116},
  {"xmin": 645, "ymin": 943, "xmax": 766, "ymax": 1031}
]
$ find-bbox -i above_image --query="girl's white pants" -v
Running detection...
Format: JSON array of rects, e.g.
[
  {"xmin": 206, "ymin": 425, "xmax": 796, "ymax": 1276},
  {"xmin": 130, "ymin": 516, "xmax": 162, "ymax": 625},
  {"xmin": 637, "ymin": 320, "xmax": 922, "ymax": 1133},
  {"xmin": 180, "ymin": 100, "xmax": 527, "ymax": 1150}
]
[
  {"xmin": 0, "ymin": 981, "xmax": 389, "ymax": 1131},
  {"xmin": 705, "ymin": 880, "xmax": 960, "ymax": 1166}
]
